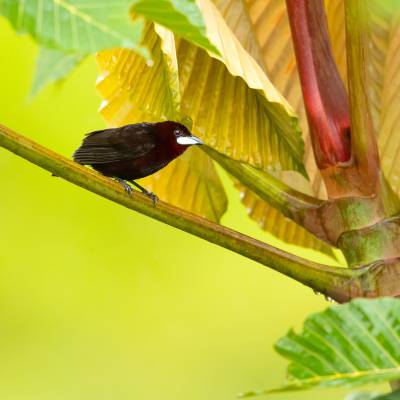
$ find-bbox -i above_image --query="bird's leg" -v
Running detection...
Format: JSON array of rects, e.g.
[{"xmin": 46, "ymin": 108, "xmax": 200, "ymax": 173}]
[
  {"xmin": 114, "ymin": 177, "xmax": 133, "ymax": 195},
  {"xmin": 129, "ymin": 180, "xmax": 158, "ymax": 204}
]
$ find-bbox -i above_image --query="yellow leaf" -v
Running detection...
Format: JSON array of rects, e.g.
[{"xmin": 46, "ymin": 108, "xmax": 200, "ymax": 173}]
[
  {"xmin": 97, "ymin": 24, "xmax": 180, "ymax": 123},
  {"xmin": 367, "ymin": 3, "xmax": 400, "ymax": 196},
  {"xmin": 142, "ymin": 147, "xmax": 227, "ymax": 222},
  {"xmin": 229, "ymin": 0, "xmax": 345, "ymax": 195},
  {"xmin": 332, "ymin": 0, "xmax": 400, "ymax": 200},
  {"xmin": 95, "ymin": 0, "xmax": 311, "ymax": 224},
  {"xmin": 211, "ymin": 0, "xmax": 338, "ymax": 253},
  {"xmin": 178, "ymin": 0, "xmax": 306, "ymax": 175},
  {"xmin": 325, "ymin": 0, "xmax": 347, "ymax": 85},
  {"xmin": 236, "ymin": 182, "xmax": 336, "ymax": 256},
  {"xmin": 96, "ymin": 23, "xmax": 227, "ymax": 222}
]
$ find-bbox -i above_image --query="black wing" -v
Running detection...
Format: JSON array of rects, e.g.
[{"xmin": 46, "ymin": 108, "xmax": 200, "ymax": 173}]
[{"xmin": 73, "ymin": 123, "xmax": 157, "ymax": 165}]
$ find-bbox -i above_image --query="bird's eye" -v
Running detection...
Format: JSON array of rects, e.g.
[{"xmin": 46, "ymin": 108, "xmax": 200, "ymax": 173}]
[{"xmin": 173, "ymin": 128, "xmax": 181, "ymax": 136}]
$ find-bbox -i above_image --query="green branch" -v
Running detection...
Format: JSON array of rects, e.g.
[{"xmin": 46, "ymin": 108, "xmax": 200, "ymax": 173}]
[
  {"xmin": 0, "ymin": 123, "xmax": 356, "ymax": 301},
  {"xmin": 203, "ymin": 146, "xmax": 337, "ymax": 244},
  {"xmin": 204, "ymin": 146, "xmax": 323, "ymax": 213}
]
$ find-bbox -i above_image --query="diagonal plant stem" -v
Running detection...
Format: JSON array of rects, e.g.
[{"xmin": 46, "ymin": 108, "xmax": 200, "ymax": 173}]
[
  {"xmin": 203, "ymin": 146, "xmax": 323, "ymax": 215},
  {"xmin": 0, "ymin": 122, "xmax": 356, "ymax": 301},
  {"xmin": 203, "ymin": 146, "xmax": 333, "ymax": 242}
]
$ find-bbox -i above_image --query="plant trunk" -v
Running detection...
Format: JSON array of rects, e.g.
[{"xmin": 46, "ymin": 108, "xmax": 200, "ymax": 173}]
[{"xmin": 285, "ymin": 0, "xmax": 400, "ymax": 298}]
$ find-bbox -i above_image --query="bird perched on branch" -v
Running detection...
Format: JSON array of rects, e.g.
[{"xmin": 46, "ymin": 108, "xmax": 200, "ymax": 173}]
[{"xmin": 73, "ymin": 121, "xmax": 203, "ymax": 203}]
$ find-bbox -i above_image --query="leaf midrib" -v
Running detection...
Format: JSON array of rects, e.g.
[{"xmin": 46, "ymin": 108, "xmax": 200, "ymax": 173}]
[
  {"xmin": 282, "ymin": 367, "xmax": 400, "ymax": 388},
  {"xmin": 54, "ymin": 0, "xmax": 130, "ymax": 42}
]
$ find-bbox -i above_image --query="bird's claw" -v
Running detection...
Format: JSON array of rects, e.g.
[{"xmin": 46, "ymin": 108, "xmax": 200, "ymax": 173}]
[
  {"xmin": 115, "ymin": 178, "xmax": 157, "ymax": 204},
  {"xmin": 124, "ymin": 185, "xmax": 133, "ymax": 195},
  {"xmin": 144, "ymin": 191, "xmax": 158, "ymax": 205},
  {"xmin": 116, "ymin": 178, "xmax": 133, "ymax": 195}
]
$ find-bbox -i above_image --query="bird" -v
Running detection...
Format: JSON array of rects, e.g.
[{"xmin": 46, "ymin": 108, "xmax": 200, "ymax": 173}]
[{"xmin": 73, "ymin": 121, "xmax": 203, "ymax": 203}]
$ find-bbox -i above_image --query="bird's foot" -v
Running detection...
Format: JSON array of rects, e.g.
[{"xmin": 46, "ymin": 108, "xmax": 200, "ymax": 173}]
[
  {"xmin": 116, "ymin": 179, "xmax": 158, "ymax": 204},
  {"xmin": 143, "ymin": 190, "xmax": 158, "ymax": 205},
  {"xmin": 115, "ymin": 178, "xmax": 133, "ymax": 195},
  {"xmin": 129, "ymin": 180, "xmax": 158, "ymax": 205}
]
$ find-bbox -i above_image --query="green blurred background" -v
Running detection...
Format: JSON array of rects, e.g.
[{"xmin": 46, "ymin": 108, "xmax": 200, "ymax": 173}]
[{"xmin": 0, "ymin": 18, "xmax": 355, "ymax": 400}]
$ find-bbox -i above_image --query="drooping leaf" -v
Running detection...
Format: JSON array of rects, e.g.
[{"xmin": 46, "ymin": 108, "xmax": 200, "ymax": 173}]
[
  {"xmin": 177, "ymin": 0, "xmax": 306, "ymax": 176},
  {"xmin": 219, "ymin": 0, "xmax": 345, "ymax": 193},
  {"xmin": 324, "ymin": 0, "xmax": 347, "ymax": 85},
  {"xmin": 96, "ymin": 0, "xmax": 309, "ymax": 222},
  {"xmin": 0, "ymin": 0, "xmax": 147, "ymax": 57},
  {"xmin": 131, "ymin": 0, "xmax": 220, "ymax": 55},
  {"xmin": 371, "ymin": 4, "xmax": 400, "ymax": 197},
  {"xmin": 241, "ymin": 0, "xmax": 307, "ymax": 129},
  {"xmin": 129, "ymin": 0, "xmax": 308, "ymax": 175},
  {"xmin": 242, "ymin": 298, "xmax": 400, "ymax": 396},
  {"xmin": 97, "ymin": 24, "xmax": 181, "ymax": 123},
  {"xmin": 211, "ymin": 0, "xmax": 265, "ymax": 69},
  {"xmin": 96, "ymin": 24, "xmax": 227, "ymax": 222},
  {"xmin": 211, "ymin": 0, "xmax": 332, "ymax": 251},
  {"xmin": 30, "ymin": 47, "xmax": 83, "ymax": 97},
  {"xmin": 359, "ymin": 1, "xmax": 397, "ymax": 135}
]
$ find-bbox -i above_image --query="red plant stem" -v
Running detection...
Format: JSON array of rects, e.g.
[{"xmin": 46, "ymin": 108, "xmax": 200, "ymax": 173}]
[{"xmin": 286, "ymin": 0, "xmax": 351, "ymax": 169}]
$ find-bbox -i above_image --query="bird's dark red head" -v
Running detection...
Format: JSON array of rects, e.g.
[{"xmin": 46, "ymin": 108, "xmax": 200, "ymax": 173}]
[{"xmin": 153, "ymin": 121, "xmax": 203, "ymax": 158}]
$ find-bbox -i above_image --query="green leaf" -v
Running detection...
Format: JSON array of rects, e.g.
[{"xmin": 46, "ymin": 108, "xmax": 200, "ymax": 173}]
[
  {"xmin": 241, "ymin": 298, "xmax": 400, "ymax": 396},
  {"xmin": 374, "ymin": 390, "xmax": 400, "ymax": 400},
  {"xmin": 30, "ymin": 47, "xmax": 83, "ymax": 97},
  {"xmin": 346, "ymin": 393, "xmax": 382, "ymax": 400},
  {"xmin": 131, "ymin": 0, "xmax": 220, "ymax": 55},
  {"xmin": 346, "ymin": 391, "xmax": 400, "ymax": 400},
  {"xmin": 0, "ymin": 0, "xmax": 147, "ymax": 57}
]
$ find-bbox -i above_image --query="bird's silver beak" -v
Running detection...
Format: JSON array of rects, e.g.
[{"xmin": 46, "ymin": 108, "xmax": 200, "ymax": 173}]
[{"xmin": 176, "ymin": 135, "xmax": 203, "ymax": 146}]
